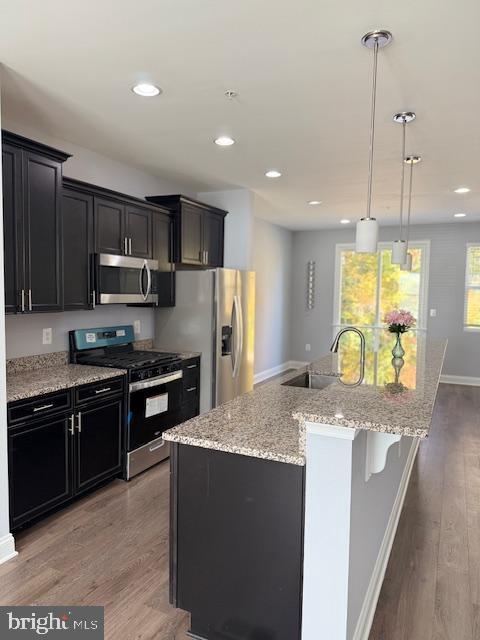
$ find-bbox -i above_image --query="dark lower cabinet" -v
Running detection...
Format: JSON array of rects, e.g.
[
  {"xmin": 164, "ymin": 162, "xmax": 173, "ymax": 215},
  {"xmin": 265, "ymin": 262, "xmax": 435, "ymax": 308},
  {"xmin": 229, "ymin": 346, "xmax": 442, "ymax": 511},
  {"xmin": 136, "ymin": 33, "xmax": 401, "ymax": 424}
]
[
  {"xmin": 181, "ymin": 357, "xmax": 200, "ymax": 420},
  {"xmin": 8, "ymin": 378, "xmax": 125, "ymax": 531},
  {"xmin": 75, "ymin": 399, "xmax": 123, "ymax": 494},
  {"xmin": 62, "ymin": 187, "xmax": 94, "ymax": 310},
  {"xmin": 170, "ymin": 444, "xmax": 305, "ymax": 640},
  {"xmin": 8, "ymin": 414, "xmax": 73, "ymax": 529}
]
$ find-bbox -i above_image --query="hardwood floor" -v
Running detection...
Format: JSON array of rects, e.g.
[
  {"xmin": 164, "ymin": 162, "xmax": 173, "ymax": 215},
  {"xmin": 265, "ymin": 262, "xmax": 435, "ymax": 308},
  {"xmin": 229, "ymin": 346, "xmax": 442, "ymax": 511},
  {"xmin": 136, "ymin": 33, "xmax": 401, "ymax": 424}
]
[
  {"xmin": 370, "ymin": 383, "xmax": 480, "ymax": 640},
  {"xmin": 0, "ymin": 383, "xmax": 478, "ymax": 639}
]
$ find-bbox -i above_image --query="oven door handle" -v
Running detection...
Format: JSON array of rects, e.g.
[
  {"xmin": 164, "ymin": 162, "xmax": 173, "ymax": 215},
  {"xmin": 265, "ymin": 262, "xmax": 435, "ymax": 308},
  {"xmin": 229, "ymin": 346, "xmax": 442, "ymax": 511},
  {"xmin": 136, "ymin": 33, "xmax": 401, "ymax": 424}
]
[{"xmin": 129, "ymin": 370, "xmax": 183, "ymax": 393}]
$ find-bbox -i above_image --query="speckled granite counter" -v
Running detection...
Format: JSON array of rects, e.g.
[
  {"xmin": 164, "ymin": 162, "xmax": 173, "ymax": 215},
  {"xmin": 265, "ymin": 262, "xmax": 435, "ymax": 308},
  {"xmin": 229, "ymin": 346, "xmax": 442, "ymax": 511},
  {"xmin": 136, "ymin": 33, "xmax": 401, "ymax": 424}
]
[
  {"xmin": 7, "ymin": 365, "xmax": 126, "ymax": 403},
  {"xmin": 163, "ymin": 338, "xmax": 447, "ymax": 465}
]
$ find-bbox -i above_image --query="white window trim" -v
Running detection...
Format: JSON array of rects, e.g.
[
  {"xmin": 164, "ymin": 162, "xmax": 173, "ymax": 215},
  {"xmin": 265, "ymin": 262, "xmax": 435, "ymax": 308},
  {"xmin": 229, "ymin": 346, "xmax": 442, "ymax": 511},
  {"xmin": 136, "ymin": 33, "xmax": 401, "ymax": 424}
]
[
  {"xmin": 464, "ymin": 242, "xmax": 480, "ymax": 332},
  {"xmin": 332, "ymin": 240, "xmax": 431, "ymax": 333}
]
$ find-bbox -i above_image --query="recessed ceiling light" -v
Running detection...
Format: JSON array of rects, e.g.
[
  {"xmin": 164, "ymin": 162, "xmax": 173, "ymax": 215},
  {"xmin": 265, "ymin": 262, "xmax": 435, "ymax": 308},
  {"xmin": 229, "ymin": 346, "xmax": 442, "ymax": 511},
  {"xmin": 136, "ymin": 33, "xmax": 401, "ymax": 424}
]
[
  {"xmin": 214, "ymin": 136, "xmax": 235, "ymax": 147},
  {"xmin": 132, "ymin": 83, "xmax": 161, "ymax": 97},
  {"xmin": 307, "ymin": 200, "xmax": 322, "ymax": 206},
  {"xmin": 265, "ymin": 170, "xmax": 282, "ymax": 178},
  {"xmin": 454, "ymin": 187, "xmax": 470, "ymax": 194},
  {"xmin": 340, "ymin": 219, "xmax": 351, "ymax": 224},
  {"xmin": 454, "ymin": 213, "xmax": 467, "ymax": 218}
]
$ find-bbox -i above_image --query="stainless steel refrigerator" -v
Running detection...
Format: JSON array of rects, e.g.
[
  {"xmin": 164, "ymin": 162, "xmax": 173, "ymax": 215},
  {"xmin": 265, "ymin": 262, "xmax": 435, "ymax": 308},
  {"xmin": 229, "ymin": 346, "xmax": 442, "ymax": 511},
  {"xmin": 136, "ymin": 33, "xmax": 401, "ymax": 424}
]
[{"xmin": 154, "ymin": 268, "xmax": 255, "ymax": 413}]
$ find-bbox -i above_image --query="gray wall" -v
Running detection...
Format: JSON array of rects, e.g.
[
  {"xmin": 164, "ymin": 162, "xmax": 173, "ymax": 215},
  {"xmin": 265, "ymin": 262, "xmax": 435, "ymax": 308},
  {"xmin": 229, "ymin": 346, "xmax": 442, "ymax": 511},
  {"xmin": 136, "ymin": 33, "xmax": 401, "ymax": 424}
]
[
  {"xmin": 252, "ymin": 217, "xmax": 292, "ymax": 374},
  {"xmin": 290, "ymin": 222, "xmax": 480, "ymax": 377},
  {"xmin": 3, "ymin": 119, "xmax": 196, "ymax": 359}
]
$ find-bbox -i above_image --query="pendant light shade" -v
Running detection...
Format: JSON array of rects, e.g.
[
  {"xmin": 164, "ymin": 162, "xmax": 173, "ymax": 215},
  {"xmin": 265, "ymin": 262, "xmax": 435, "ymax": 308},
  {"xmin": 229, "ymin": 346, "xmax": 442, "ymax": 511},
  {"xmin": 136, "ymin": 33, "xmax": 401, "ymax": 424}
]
[
  {"xmin": 355, "ymin": 30, "xmax": 392, "ymax": 253},
  {"xmin": 392, "ymin": 239, "xmax": 407, "ymax": 264},
  {"xmin": 400, "ymin": 252, "xmax": 413, "ymax": 271},
  {"xmin": 356, "ymin": 217, "xmax": 379, "ymax": 253}
]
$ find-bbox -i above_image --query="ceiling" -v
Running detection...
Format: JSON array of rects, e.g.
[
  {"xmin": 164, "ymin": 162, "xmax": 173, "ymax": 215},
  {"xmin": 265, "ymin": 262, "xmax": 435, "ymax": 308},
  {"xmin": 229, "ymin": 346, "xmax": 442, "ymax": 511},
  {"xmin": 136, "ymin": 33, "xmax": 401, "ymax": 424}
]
[{"xmin": 1, "ymin": 0, "xmax": 479, "ymax": 230}]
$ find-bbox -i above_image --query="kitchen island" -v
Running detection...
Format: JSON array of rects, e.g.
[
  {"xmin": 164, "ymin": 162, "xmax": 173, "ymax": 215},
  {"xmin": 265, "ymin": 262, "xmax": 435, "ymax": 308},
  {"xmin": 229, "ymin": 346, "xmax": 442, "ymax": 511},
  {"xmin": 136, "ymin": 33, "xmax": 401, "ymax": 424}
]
[{"xmin": 164, "ymin": 336, "xmax": 447, "ymax": 640}]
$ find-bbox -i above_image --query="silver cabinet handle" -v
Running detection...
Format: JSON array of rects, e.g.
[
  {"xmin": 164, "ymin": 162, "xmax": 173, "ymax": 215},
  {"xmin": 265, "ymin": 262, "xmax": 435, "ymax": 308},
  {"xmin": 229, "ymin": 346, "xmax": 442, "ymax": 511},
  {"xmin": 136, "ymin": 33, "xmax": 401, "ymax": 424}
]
[
  {"xmin": 33, "ymin": 403, "xmax": 54, "ymax": 413},
  {"xmin": 149, "ymin": 441, "xmax": 165, "ymax": 453},
  {"xmin": 94, "ymin": 387, "xmax": 111, "ymax": 394},
  {"xmin": 128, "ymin": 237, "xmax": 132, "ymax": 255},
  {"xmin": 186, "ymin": 364, "xmax": 197, "ymax": 369},
  {"xmin": 124, "ymin": 237, "xmax": 128, "ymax": 255},
  {"xmin": 186, "ymin": 386, "xmax": 197, "ymax": 392},
  {"xmin": 76, "ymin": 412, "xmax": 82, "ymax": 433},
  {"xmin": 69, "ymin": 414, "xmax": 75, "ymax": 436},
  {"xmin": 205, "ymin": 250, "xmax": 209, "ymax": 264},
  {"xmin": 91, "ymin": 290, "xmax": 96, "ymax": 309},
  {"xmin": 21, "ymin": 289, "xmax": 25, "ymax": 312},
  {"xmin": 28, "ymin": 289, "xmax": 32, "ymax": 311}
]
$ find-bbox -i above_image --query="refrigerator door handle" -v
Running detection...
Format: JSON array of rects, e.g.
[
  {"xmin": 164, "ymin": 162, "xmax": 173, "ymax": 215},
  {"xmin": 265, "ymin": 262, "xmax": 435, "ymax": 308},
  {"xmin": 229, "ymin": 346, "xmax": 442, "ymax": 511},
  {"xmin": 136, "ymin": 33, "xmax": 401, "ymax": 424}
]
[{"xmin": 232, "ymin": 295, "xmax": 243, "ymax": 378}]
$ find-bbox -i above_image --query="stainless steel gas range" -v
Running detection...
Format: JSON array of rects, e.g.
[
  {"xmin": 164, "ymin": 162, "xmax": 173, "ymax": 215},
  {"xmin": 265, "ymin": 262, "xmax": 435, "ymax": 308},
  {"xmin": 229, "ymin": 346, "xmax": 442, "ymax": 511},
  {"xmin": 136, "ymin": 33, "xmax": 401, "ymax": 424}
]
[{"xmin": 70, "ymin": 325, "xmax": 182, "ymax": 479}]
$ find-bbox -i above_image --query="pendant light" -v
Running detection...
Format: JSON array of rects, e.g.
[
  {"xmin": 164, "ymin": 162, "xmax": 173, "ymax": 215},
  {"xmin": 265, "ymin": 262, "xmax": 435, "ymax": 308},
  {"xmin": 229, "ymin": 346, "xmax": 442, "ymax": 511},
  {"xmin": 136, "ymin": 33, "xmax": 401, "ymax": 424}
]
[
  {"xmin": 355, "ymin": 30, "xmax": 393, "ymax": 253},
  {"xmin": 392, "ymin": 112, "xmax": 415, "ymax": 264},
  {"xmin": 400, "ymin": 155, "xmax": 422, "ymax": 271}
]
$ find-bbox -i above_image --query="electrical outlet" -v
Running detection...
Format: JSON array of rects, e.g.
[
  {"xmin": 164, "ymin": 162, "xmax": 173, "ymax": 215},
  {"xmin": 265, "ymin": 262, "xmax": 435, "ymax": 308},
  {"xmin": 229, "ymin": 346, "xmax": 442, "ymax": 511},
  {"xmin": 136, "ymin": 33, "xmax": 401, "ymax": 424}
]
[
  {"xmin": 42, "ymin": 328, "xmax": 52, "ymax": 345},
  {"xmin": 305, "ymin": 343, "xmax": 311, "ymax": 352},
  {"xmin": 429, "ymin": 309, "xmax": 437, "ymax": 318},
  {"xmin": 134, "ymin": 320, "xmax": 141, "ymax": 335}
]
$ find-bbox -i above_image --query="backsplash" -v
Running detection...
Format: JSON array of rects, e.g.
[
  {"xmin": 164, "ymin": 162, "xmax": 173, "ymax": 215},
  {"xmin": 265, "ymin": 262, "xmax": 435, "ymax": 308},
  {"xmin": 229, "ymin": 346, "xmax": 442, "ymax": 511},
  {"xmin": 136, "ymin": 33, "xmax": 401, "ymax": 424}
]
[{"xmin": 5, "ymin": 307, "xmax": 154, "ymax": 359}]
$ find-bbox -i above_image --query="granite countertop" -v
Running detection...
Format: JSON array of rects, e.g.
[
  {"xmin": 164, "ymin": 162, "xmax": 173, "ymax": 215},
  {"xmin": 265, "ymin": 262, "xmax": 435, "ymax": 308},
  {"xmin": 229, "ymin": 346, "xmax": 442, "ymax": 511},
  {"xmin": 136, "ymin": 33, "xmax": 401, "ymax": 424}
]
[
  {"xmin": 163, "ymin": 337, "xmax": 447, "ymax": 466},
  {"xmin": 134, "ymin": 340, "xmax": 201, "ymax": 362},
  {"xmin": 7, "ymin": 365, "xmax": 126, "ymax": 403}
]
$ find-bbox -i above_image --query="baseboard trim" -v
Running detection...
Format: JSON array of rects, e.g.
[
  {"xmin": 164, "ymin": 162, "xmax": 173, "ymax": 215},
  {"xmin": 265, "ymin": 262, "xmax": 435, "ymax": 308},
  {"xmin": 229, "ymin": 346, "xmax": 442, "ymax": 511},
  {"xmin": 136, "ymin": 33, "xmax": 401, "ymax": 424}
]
[
  {"xmin": 440, "ymin": 374, "xmax": 480, "ymax": 386},
  {"xmin": 253, "ymin": 360, "xmax": 308, "ymax": 385},
  {"xmin": 0, "ymin": 533, "xmax": 17, "ymax": 565},
  {"xmin": 352, "ymin": 437, "xmax": 420, "ymax": 640}
]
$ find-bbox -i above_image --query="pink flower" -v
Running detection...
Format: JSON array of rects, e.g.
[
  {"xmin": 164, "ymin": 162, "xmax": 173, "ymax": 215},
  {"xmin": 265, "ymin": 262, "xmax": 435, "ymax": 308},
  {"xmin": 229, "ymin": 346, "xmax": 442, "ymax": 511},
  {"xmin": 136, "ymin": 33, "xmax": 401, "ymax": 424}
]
[{"xmin": 384, "ymin": 309, "xmax": 416, "ymax": 332}]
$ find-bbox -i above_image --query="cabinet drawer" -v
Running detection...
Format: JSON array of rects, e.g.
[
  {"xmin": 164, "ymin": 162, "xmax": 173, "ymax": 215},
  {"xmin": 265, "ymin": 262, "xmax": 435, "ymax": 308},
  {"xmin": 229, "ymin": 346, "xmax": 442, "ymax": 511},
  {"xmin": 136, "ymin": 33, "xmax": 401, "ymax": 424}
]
[
  {"xmin": 8, "ymin": 391, "xmax": 72, "ymax": 425},
  {"xmin": 182, "ymin": 400, "xmax": 200, "ymax": 423},
  {"xmin": 75, "ymin": 377, "xmax": 124, "ymax": 405},
  {"xmin": 182, "ymin": 358, "xmax": 200, "ymax": 388}
]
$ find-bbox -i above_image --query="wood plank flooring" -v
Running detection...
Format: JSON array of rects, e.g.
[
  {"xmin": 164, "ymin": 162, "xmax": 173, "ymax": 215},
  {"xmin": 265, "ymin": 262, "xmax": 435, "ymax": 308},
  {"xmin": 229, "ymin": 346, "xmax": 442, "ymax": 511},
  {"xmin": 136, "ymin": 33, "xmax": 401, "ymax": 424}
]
[{"xmin": 0, "ymin": 383, "xmax": 477, "ymax": 639}]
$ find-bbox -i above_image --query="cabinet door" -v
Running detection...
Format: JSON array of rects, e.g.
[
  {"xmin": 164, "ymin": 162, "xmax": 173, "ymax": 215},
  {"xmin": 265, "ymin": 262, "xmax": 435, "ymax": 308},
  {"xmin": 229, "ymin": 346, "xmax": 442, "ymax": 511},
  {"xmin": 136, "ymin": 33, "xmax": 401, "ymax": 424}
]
[
  {"xmin": 2, "ymin": 144, "xmax": 23, "ymax": 313},
  {"xmin": 203, "ymin": 211, "xmax": 224, "ymax": 267},
  {"xmin": 23, "ymin": 151, "xmax": 63, "ymax": 312},
  {"xmin": 62, "ymin": 188, "xmax": 94, "ymax": 310},
  {"xmin": 94, "ymin": 197, "xmax": 126, "ymax": 255},
  {"xmin": 126, "ymin": 205, "xmax": 152, "ymax": 258},
  {"xmin": 180, "ymin": 203, "xmax": 204, "ymax": 265},
  {"xmin": 153, "ymin": 212, "xmax": 175, "ymax": 306},
  {"xmin": 8, "ymin": 414, "xmax": 73, "ymax": 529},
  {"xmin": 75, "ymin": 399, "xmax": 123, "ymax": 494}
]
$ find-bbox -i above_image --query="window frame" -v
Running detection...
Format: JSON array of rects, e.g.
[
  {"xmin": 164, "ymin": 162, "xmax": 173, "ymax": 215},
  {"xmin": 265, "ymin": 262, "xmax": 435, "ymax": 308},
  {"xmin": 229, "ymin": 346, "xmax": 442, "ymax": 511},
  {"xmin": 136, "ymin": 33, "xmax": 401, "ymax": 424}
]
[
  {"xmin": 333, "ymin": 240, "xmax": 431, "ymax": 333},
  {"xmin": 464, "ymin": 242, "xmax": 480, "ymax": 332}
]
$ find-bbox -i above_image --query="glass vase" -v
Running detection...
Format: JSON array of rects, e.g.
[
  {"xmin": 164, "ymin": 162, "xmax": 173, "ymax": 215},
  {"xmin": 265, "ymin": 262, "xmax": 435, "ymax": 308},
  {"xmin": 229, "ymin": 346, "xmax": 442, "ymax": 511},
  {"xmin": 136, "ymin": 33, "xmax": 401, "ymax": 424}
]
[{"xmin": 392, "ymin": 333, "xmax": 405, "ymax": 360}]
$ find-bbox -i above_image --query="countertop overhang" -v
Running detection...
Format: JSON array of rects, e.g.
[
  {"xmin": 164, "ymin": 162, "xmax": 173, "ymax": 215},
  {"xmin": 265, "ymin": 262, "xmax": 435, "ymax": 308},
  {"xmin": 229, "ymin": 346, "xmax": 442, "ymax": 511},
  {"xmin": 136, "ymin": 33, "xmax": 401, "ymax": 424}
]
[{"xmin": 163, "ymin": 338, "xmax": 447, "ymax": 466}]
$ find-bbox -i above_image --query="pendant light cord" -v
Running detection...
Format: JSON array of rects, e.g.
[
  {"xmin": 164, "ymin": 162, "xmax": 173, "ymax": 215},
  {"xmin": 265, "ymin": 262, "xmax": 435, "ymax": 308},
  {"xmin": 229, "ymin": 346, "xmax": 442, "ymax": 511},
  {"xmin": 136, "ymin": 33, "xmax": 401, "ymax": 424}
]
[
  {"xmin": 366, "ymin": 40, "xmax": 379, "ymax": 220},
  {"xmin": 405, "ymin": 159, "xmax": 414, "ymax": 249},
  {"xmin": 399, "ymin": 121, "xmax": 407, "ymax": 240}
]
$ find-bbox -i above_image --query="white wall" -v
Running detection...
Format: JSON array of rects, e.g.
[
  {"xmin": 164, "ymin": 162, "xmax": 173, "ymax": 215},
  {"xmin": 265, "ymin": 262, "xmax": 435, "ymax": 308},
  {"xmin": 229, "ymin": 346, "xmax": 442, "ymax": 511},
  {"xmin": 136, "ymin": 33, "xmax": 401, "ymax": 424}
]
[
  {"xmin": 198, "ymin": 189, "xmax": 254, "ymax": 270},
  {"xmin": 3, "ymin": 118, "xmax": 196, "ymax": 359},
  {"xmin": 290, "ymin": 222, "xmax": 480, "ymax": 378},
  {"xmin": 0, "ymin": 97, "xmax": 16, "ymax": 562},
  {"xmin": 252, "ymin": 217, "xmax": 292, "ymax": 374}
]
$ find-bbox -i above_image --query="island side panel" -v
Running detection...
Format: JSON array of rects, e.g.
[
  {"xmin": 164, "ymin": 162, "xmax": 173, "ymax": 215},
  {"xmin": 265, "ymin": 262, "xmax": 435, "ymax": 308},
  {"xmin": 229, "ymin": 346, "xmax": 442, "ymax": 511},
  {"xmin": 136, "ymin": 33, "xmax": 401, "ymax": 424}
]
[{"xmin": 170, "ymin": 443, "xmax": 305, "ymax": 640}]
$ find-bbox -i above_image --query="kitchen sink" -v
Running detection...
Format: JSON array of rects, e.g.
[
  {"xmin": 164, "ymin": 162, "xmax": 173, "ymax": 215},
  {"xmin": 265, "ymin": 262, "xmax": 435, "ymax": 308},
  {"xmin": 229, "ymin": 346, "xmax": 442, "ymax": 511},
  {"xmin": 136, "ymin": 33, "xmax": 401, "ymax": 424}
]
[{"xmin": 282, "ymin": 371, "xmax": 338, "ymax": 390}]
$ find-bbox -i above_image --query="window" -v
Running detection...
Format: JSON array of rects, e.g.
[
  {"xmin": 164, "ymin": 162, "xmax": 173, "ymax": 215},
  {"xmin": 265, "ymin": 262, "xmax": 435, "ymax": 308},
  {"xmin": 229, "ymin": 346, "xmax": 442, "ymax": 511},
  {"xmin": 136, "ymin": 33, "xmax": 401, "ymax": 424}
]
[
  {"xmin": 333, "ymin": 242, "xmax": 430, "ymax": 387},
  {"xmin": 465, "ymin": 244, "xmax": 480, "ymax": 331}
]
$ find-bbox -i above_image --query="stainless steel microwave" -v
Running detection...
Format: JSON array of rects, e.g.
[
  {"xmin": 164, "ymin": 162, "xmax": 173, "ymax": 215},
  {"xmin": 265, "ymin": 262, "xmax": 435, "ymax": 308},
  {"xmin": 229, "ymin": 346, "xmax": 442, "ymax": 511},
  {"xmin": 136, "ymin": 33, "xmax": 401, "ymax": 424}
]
[{"xmin": 94, "ymin": 253, "xmax": 159, "ymax": 305}]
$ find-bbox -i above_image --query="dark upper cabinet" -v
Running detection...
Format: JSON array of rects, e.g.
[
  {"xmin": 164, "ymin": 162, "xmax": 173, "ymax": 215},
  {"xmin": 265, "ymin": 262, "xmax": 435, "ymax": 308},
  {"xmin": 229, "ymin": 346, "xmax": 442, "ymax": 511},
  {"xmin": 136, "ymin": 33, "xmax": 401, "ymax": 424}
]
[
  {"xmin": 8, "ymin": 413, "xmax": 73, "ymax": 529},
  {"xmin": 2, "ymin": 131, "xmax": 70, "ymax": 314},
  {"xmin": 153, "ymin": 211, "xmax": 175, "ymax": 307},
  {"xmin": 126, "ymin": 205, "xmax": 152, "ymax": 259},
  {"xmin": 94, "ymin": 196, "xmax": 126, "ymax": 255},
  {"xmin": 74, "ymin": 398, "xmax": 123, "ymax": 495},
  {"xmin": 145, "ymin": 195, "xmax": 227, "ymax": 268},
  {"xmin": 2, "ymin": 144, "xmax": 23, "ymax": 313},
  {"xmin": 62, "ymin": 186, "xmax": 94, "ymax": 310}
]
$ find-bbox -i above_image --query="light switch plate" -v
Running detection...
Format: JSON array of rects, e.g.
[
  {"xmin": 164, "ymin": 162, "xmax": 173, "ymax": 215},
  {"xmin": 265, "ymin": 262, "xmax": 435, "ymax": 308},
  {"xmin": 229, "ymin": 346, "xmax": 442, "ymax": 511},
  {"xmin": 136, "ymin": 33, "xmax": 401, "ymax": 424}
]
[
  {"xmin": 429, "ymin": 309, "xmax": 437, "ymax": 317},
  {"xmin": 134, "ymin": 320, "xmax": 141, "ymax": 335},
  {"xmin": 42, "ymin": 328, "xmax": 52, "ymax": 345},
  {"xmin": 305, "ymin": 343, "xmax": 311, "ymax": 352}
]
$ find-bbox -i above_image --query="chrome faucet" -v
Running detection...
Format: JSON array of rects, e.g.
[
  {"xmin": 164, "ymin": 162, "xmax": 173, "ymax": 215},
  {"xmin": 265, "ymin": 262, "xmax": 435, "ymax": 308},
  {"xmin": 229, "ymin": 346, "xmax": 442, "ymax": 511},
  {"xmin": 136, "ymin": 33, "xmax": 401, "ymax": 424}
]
[{"xmin": 330, "ymin": 327, "xmax": 366, "ymax": 387}]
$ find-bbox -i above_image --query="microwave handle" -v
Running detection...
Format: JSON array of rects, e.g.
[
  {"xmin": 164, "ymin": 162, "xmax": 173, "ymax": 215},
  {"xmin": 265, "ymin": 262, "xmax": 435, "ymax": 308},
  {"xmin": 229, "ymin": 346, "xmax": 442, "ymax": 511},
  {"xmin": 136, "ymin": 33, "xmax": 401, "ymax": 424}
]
[
  {"xmin": 138, "ymin": 261, "xmax": 147, "ymax": 301},
  {"xmin": 145, "ymin": 261, "xmax": 152, "ymax": 299}
]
